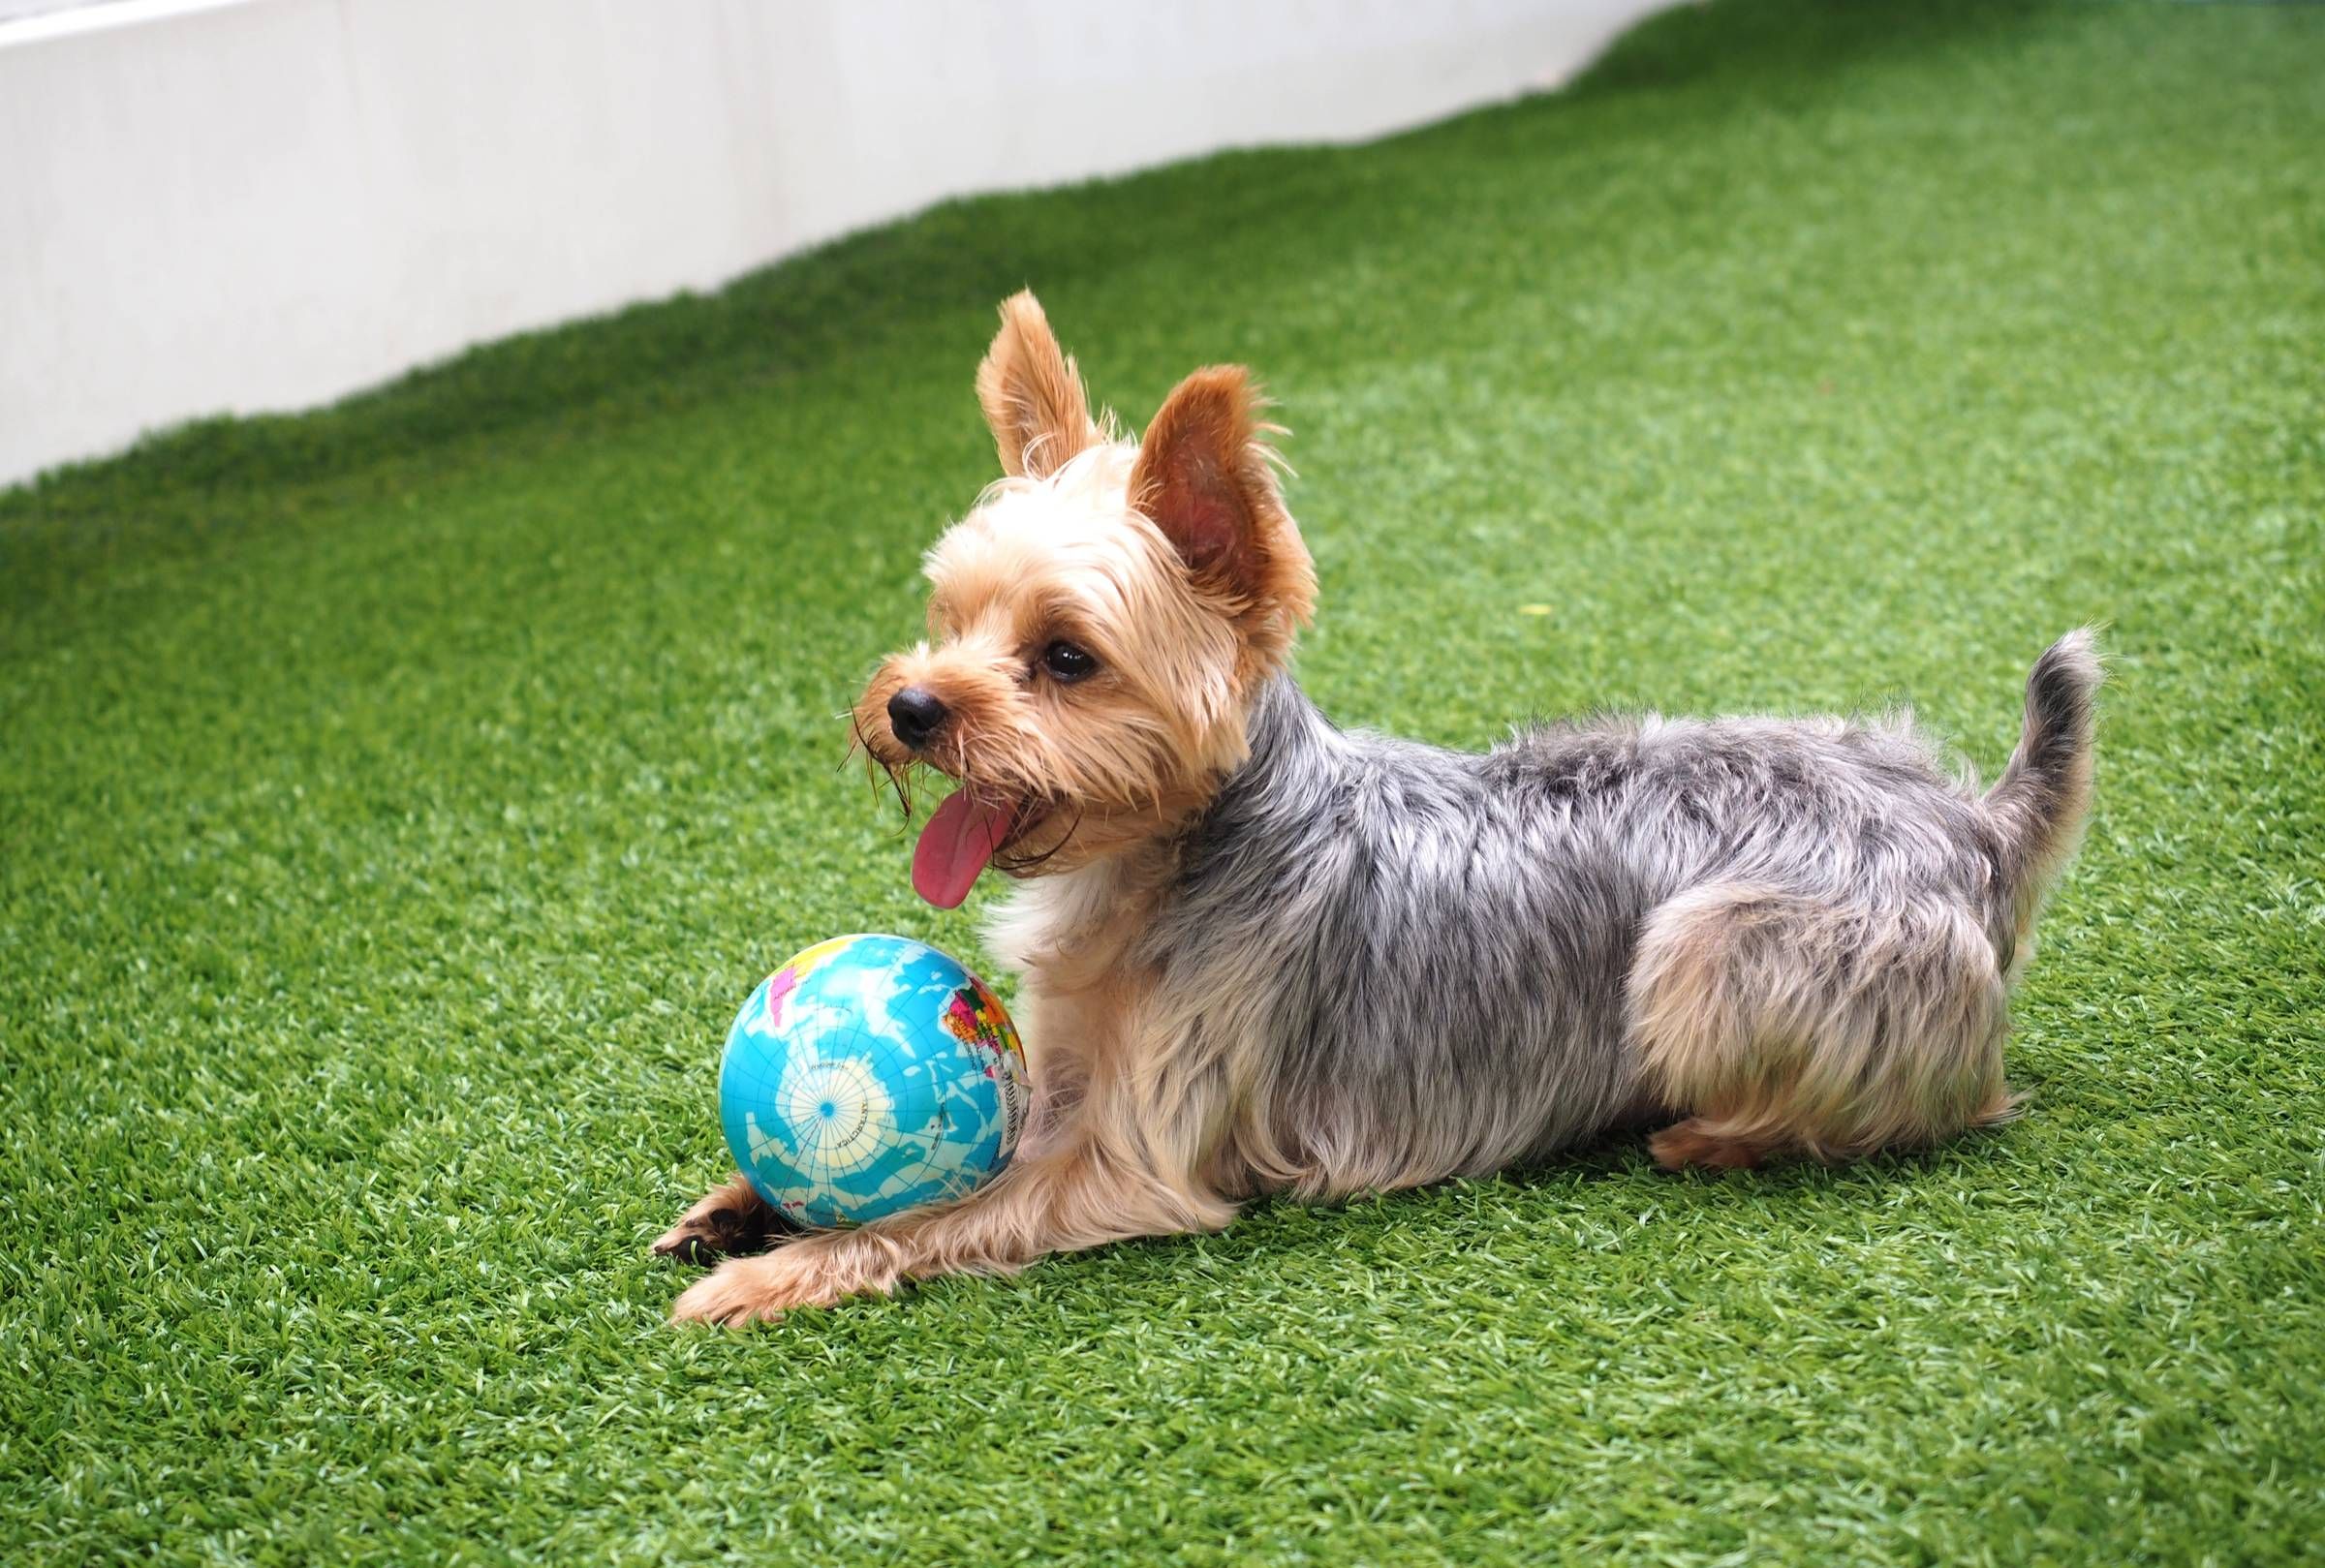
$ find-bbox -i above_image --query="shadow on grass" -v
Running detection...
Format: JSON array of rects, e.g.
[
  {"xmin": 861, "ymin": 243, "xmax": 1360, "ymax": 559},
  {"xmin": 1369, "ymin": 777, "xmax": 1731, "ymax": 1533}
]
[{"xmin": 728, "ymin": 1117, "xmax": 2037, "ymax": 1318}]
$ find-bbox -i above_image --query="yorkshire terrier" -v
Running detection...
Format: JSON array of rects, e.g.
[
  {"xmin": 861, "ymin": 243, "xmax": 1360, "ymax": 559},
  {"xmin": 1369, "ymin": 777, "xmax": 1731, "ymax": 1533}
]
[{"xmin": 659, "ymin": 292, "xmax": 2099, "ymax": 1325}]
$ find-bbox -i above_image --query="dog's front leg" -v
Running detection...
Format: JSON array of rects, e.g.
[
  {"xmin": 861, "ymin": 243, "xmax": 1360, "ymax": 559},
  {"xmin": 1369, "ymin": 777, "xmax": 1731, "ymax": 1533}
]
[{"xmin": 667, "ymin": 1130, "xmax": 1233, "ymax": 1325}]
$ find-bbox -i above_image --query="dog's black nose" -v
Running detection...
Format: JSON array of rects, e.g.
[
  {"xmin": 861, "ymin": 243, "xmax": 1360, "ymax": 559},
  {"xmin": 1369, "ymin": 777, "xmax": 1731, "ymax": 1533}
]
[{"xmin": 887, "ymin": 687, "xmax": 949, "ymax": 750}]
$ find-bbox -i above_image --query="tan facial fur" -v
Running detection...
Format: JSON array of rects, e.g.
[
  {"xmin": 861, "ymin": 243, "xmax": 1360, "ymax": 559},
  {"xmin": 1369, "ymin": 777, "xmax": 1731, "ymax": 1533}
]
[{"xmin": 852, "ymin": 292, "xmax": 1315, "ymax": 876}]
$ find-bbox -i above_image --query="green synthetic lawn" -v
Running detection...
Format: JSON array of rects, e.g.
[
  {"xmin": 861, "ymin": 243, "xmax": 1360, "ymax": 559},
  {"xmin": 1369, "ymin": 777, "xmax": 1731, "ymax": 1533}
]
[{"xmin": 5, "ymin": 0, "xmax": 2322, "ymax": 1562}]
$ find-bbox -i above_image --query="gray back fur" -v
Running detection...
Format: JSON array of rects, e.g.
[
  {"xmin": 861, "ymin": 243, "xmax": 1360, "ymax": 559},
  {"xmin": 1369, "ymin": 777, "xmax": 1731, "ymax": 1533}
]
[{"xmin": 1135, "ymin": 675, "xmax": 2022, "ymax": 1192}]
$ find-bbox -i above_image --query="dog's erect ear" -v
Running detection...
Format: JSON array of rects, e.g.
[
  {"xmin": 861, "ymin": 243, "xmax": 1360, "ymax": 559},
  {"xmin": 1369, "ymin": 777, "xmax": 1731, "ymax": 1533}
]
[
  {"xmin": 1130, "ymin": 365, "xmax": 1315, "ymax": 632},
  {"xmin": 976, "ymin": 292, "xmax": 1100, "ymax": 480}
]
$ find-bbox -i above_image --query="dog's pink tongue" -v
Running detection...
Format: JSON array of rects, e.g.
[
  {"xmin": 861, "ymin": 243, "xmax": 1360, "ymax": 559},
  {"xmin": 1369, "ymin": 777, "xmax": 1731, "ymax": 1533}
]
[{"xmin": 912, "ymin": 791, "xmax": 1015, "ymax": 909}]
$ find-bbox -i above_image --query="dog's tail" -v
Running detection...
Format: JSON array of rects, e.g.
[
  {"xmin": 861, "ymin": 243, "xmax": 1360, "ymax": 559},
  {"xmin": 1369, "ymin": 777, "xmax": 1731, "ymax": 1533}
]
[{"xmin": 1984, "ymin": 630, "xmax": 2103, "ymax": 899}]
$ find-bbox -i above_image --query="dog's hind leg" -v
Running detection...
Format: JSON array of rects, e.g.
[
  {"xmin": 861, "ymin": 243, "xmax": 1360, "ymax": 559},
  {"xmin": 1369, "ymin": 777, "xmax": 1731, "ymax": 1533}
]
[{"xmin": 1628, "ymin": 882, "xmax": 2013, "ymax": 1170}]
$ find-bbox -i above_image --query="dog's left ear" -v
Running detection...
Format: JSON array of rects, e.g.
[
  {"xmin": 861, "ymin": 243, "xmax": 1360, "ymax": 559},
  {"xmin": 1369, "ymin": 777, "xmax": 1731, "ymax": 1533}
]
[{"xmin": 1131, "ymin": 366, "xmax": 1316, "ymax": 636}]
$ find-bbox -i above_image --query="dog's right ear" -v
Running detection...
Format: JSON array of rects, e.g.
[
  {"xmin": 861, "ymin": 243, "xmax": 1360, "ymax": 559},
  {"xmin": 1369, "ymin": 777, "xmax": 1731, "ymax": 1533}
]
[{"xmin": 976, "ymin": 292, "xmax": 1100, "ymax": 480}]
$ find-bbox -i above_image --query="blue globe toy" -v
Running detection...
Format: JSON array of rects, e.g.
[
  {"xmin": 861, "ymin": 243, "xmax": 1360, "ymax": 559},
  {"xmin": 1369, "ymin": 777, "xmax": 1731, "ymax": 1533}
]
[{"xmin": 719, "ymin": 934, "xmax": 1031, "ymax": 1228}]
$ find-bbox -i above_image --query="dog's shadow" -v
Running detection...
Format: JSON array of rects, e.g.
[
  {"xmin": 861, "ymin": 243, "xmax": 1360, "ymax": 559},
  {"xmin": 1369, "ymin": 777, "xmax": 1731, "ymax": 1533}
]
[{"xmin": 1025, "ymin": 1118, "xmax": 2028, "ymax": 1293}]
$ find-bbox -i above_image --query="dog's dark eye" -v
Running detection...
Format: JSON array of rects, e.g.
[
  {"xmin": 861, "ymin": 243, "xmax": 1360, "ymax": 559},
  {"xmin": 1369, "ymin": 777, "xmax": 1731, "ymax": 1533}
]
[{"xmin": 1040, "ymin": 640, "xmax": 1099, "ymax": 683}]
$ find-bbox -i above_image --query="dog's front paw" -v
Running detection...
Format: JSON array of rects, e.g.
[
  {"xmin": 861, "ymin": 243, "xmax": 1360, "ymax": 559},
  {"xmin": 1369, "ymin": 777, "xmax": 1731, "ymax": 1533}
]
[
  {"xmin": 669, "ymin": 1240, "xmax": 869, "ymax": 1326},
  {"xmin": 652, "ymin": 1173, "xmax": 790, "ymax": 1264}
]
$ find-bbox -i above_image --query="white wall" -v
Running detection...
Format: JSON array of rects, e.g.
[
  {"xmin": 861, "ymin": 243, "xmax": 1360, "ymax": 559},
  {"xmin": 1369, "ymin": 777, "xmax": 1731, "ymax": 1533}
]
[
  {"xmin": 0, "ymin": 0, "xmax": 1673, "ymax": 486},
  {"xmin": 0, "ymin": 0, "xmax": 115, "ymax": 20}
]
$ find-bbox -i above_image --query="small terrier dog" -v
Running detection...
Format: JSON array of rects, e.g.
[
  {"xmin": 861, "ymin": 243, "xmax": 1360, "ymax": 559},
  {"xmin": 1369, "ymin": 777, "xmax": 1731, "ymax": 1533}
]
[{"xmin": 661, "ymin": 292, "xmax": 2099, "ymax": 1325}]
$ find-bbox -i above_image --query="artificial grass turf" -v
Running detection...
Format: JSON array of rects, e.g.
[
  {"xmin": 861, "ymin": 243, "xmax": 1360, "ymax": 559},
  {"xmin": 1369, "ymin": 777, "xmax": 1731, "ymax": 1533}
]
[{"xmin": 4, "ymin": 0, "xmax": 2322, "ymax": 1561}]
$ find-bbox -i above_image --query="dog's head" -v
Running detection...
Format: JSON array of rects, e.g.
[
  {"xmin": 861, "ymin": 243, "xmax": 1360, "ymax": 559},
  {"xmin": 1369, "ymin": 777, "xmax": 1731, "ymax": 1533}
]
[{"xmin": 855, "ymin": 292, "xmax": 1316, "ymax": 907}]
